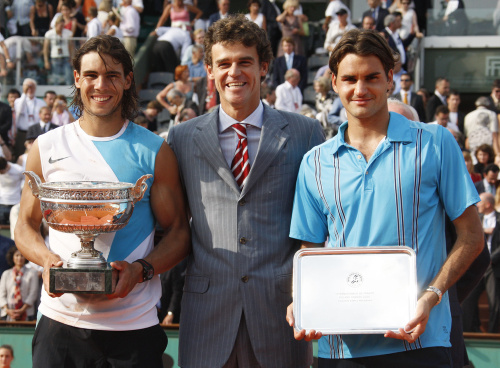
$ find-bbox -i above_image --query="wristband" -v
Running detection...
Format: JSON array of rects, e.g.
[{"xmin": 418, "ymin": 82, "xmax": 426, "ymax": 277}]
[{"xmin": 426, "ymin": 286, "xmax": 442, "ymax": 306}]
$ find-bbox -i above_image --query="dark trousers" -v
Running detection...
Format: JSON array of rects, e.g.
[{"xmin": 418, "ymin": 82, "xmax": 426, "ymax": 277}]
[
  {"xmin": 33, "ymin": 315, "xmax": 168, "ymax": 368},
  {"xmin": 462, "ymin": 266, "xmax": 500, "ymax": 333},
  {"xmin": 151, "ymin": 41, "xmax": 179, "ymax": 73},
  {"xmin": 318, "ymin": 347, "xmax": 452, "ymax": 368}
]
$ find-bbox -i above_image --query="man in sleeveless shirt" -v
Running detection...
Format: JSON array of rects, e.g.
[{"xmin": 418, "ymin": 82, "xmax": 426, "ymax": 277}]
[{"xmin": 15, "ymin": 35, "xmax": 190, "ymax": 368}]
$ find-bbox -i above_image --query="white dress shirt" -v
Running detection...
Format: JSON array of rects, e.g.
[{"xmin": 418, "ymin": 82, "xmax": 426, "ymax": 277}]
[
  {"xmin": 483, "ymin": 211, "xmax": 496, "ymax": 253},
  {"xmin": 120, "ymin": 5, "xmax": 140, "ymax": 37},
  {"xmin": 218, "ymin": 102, "xmax": 263, "ymax": 168},
  {"xmin": 86, "ymin": 18, "xmax": 102, "ymax": 39},
  {"xmin": 275, "ymin": 81, "xmax": 302, "ymax": 113}
]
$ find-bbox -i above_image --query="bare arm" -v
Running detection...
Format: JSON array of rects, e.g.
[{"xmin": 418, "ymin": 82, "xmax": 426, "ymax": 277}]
[
  {"xmin": 108, "ymin": 142, "xmax": 191, "ymax": 298},
  {"xmin": 385, "ymin": 205, "xmax": 484, "ymax": 343},
  {"xmin": 30, "ymin": 6, "xmax": 37, "ymax": 36},
  {"xmin": 187, "ymin": 4, "xmax": 203, "ymax": 24},
  {"xmin": 156, "ymin": 4, "xmax": 171, "ymax": 29},
  {"xmin": 261, "ymin": 16, "xmax": 267, "ymax": 31},
  {"xmin": 14, "ymin": 140, "xmax": 64, "ymax": 298},
  {"xmin": 156, "ymin": 83, "xmax": 177, "ymax": 114},
  {"xmin": 0, "ymin": 136, "xmax": 12, "ymax": 161},
  {"xmin": 43, "ymin": 39, "xmax": 51, "ymax": 70}
]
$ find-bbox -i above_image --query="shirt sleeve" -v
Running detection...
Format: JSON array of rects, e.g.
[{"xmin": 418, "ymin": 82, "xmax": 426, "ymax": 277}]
[
  {"xmin": 289, "ymin": 149, "xmax": 329, "ymax": 243},
  {"xmin": 437, "ymin": 126, "xmax": 480, "ymax": 221}
]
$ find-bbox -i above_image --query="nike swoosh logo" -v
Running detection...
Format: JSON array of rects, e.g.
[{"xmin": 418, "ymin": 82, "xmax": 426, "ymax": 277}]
[{"xmin": 48, "ymin": 156, "xmax": 71, "ymax": 164}]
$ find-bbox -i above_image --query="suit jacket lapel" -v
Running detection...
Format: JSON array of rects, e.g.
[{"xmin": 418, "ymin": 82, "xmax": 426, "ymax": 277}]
[
  {"xmin": 193, "ymin": 108, "xmax": 241, "ymax": 195},
  {"xmin": 241, "ymin": 105, "xmax": 289, "ymax": 197}
]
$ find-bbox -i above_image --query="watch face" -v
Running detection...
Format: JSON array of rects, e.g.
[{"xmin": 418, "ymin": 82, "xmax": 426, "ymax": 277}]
[{"xmin": 145, "ymin": 267, "xmax": 154, "ymax": 280}]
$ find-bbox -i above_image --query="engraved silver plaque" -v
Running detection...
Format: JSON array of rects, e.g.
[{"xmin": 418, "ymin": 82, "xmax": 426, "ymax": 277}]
[{"xmin": 293, "ymin": 246, "xmax": 417, "ymax": 334}]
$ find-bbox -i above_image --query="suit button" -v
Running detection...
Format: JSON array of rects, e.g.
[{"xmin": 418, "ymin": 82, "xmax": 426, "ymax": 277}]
[
  {"xmin": 241, "ymin": 276, "xmax": 249, "ymax": 283},
  {"xmin": 239, "ymin": 237, "xmax": 247, "ymax": 244},
  {"xmin": 239, "ymin": 199, "xmax": 246, "ymax": 206}
]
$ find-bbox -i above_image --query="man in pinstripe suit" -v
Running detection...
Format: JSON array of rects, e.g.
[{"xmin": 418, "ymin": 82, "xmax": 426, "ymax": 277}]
[
  {"xmin": 167, "ymin": 14, "xmax": 324, "ymax": 368},
  {"xmin": 287, "ymin": 29, "xmax": 484, "ymax": 368}
]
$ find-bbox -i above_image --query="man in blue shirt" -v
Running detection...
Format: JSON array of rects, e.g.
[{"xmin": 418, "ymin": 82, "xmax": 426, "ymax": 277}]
[{"xmin": 286, "ymin": 29, "xmax": 484, "ymax": 367}]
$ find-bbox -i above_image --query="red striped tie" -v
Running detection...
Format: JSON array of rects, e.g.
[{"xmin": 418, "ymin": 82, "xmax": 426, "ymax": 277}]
[{"xmin": 231, "ymin": 123, "xmax": 250, "ymax": 189}]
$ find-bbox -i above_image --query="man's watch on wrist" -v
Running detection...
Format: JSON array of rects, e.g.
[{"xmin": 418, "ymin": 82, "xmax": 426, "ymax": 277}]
[
  {"xmin": 426, "ymin": 286, "xmax": 442, "ymax": 306},
  {"xmin": 133, "ymin": 259, "xmax": 154, "ymax": 282}
]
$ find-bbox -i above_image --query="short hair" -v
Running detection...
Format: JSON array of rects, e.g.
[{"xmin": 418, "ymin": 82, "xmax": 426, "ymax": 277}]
[
  {"xmin": 146, "ymin": 100, "xmax": 162, "ymax": 111},
  {"xmin": 476, "ymin": 144, "xmax": 495, "ymax": 162},
  {"xmin": 193, "ymin": 28, "xmax": 204, "ymax": 38},
  {"xmin": 0, "ymin": 345, "xmax": 13, "ymax": 358},
  {"xmin": 284, "ymin": 68, "xmax": 299, "ymax": 80},
  {"xmin": 314, "ymin": 76, "xmax": 331, "ymax": 94},
  {"xmin": 23, "ymin": 78, "xmax": 37, "ymax": 89},
  {"xmin": 384, "ymin": 14, "xmax": 397, "ymax": 27},
  {"xmin": 283, "ymin": 0, "xmax": 299, "ymax": 10},
  {"xmin": 448, "ymin": 89, "xmax": 460, "ymax": 97},
  {"xmin": 247, "ymin": 0, "xmax": 261, "ymax": 8},
  {"xmin": 192, "ymin": 44, "xmax": 203, "ymax": 54},
  {"xmin": 481, "ymin": 192, "xmax": 496, "ymax": 206},
  {"xmin": 492, "ymin": 79, "xmax": 500, "ymax": 90},
  {"xmin": 0, "ymin": 157, "xmax": 7, "ymax": 170},
  {"xmin": 6, "ymin": 246, "xmax": 27, "ymax": 267},
  {"xmin": 134, "ymin": 115, "xmax": 148, "ymax": 126},
  {"xmin": 174, "ymin": 65, "xmax": 189, "ymax": 81},
  {"xmin": 387, "ymin": 97, "xmax": 419, "ymax": 121},
  {"xmin": 204, "ymin": 14, "xmax": 273, "ymax": 71},
  {"xmin": 329, "ymin": 29, "xmax": 396, "ymax": 77},
  {"xmin": 484, "ymin": 163, "xmax": 500, "ymax": 175},
  {"xmin": 281, "ymin": 37, "xmax": 295, "ymax": 47},
  {"xmin": 435, "ymin": 105, "xmax": 449, "ymax": 115},
  {"xmin": 107, "ymin": 11, "xmax": 120, "ymax": 24},
  {"xmin": 167, "ymin": 88, "xmax": 185, "ymax": 101},
  {"xmin": 71, "ymin": 35, "xmax": 138, "ymax": 121},
  {"xmin": 55, "ymin": 14, "xmax": 65, "ymax": 25},
  {"xmin": 39, "ymin": 106, "xmax": 51, "ymax": 114},
  {"xmin": 400, "ymin": 72, "xmax": 412, "ymax": 80},
  {"xmin": 435, "ymin": 77, "xmax": 449, "ymax": 87},
  {"xmin": 475, "ymin": 96, "xmax": 492, "ymax": 108},
  {"xmin": 55, "ymin": 94, "xmax": 67, "ymax": 103},
  {"xmin": 7, "ymin": 88, "xmax": 20, "ymax": 97},
  {"xmin": 44, "ymin": 90, "xmax": 56, "ymax": 98},
  {"xmin": 89, "ymin": 6, "xmax": 98, "ymax": 17},
  {"xmin": 260, "ymin": 85, "xmax": 275, "ymax": 99}
]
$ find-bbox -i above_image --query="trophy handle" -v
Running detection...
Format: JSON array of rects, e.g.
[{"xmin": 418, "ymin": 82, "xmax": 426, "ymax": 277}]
[
  {"xmin": 131, "ymin": 174, "xmax": 153, "ymax": 203},
  {"xmin": 23, "ymin": 171, "xmax": 42, "ymax": 198}
]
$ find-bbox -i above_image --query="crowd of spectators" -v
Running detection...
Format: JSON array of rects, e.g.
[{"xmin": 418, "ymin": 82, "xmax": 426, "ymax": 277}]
[{"xmin": 0, "ymin": 0, "xmax": 499, "ymax": 334}]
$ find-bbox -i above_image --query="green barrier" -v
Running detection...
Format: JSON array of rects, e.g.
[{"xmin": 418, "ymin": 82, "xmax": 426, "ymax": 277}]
[{"xmin": 1, "ymin": 324, "xmax": 499, "ymax": 368}]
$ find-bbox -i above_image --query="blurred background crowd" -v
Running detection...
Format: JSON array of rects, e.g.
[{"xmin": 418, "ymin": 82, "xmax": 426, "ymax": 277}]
[{"xmin": 0, "ymin": 0, "xmax": 499, "ymax": 340}]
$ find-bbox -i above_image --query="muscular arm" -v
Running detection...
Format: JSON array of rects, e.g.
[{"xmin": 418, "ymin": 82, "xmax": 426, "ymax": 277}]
[
  {"xmin": 109, "ymin": 142, "xmax": 190, "ymax": 298},
  {"xmin": 14, "ymin": 140, "xmax": 64, "ymax": 298},
  {"xmin": 385, "ymin": 205, "xmax": 484, "ymax": 343}
]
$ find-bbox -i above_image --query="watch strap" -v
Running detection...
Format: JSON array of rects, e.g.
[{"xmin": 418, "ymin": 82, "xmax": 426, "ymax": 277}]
[
  {"xmin": 133, "ymin": 259, "xmax": 154, "ymax": 282},
  {"xmin": 426, "ymin": 286, "xmax": 442, "ymax": 306}
]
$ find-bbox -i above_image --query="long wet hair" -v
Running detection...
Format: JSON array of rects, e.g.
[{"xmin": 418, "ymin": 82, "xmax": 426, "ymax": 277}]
[{"xmin": 71, "ymin": 35, "xmax": 138, "ymax": 121}]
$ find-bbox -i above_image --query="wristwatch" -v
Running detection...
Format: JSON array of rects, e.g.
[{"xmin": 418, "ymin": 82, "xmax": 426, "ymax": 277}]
[
  {"xmin": 134, "ymin": 259, "xmax": 154, "ymax": 282},
  {"xmin": 426, "ymin": 286, "xmax": 442, "ymax": 306}
]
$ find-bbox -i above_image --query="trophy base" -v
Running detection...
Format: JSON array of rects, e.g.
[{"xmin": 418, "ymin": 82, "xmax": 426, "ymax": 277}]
[{"xmin": 49, "ymin": 265, "xmax": 117, "ymax": 294}]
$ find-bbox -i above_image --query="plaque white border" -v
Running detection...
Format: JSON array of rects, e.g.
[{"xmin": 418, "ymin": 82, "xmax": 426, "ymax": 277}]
[{"xmin": 293, "ymin": 246, "xmax": 417, "ymax": 334}]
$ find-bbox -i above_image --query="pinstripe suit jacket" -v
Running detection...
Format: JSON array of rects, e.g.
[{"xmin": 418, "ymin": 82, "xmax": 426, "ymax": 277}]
[{"xmin": 168, "ymin": 104, "xmax": 325, "ymax": 367}]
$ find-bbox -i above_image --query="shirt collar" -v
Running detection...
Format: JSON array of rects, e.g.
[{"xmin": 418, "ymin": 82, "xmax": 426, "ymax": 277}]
[
  {"xmin": 219, "ymin": 101, "xmax": 264, "ymax": 133},
  {"xmin": 328, "ymin": 112, "xmax": 413, "ymax": 155}
]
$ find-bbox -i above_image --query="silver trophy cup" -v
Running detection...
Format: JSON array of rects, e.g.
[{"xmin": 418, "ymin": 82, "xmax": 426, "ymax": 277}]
[{"xmin": 24, "ymin": 171, "xmax": 152, "ymax": 294}]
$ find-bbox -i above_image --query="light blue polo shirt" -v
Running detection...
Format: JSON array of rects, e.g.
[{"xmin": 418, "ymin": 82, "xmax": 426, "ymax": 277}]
[{"xmin": 290, "ymin": 112, "xmax": 479, "ymax": 359}]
